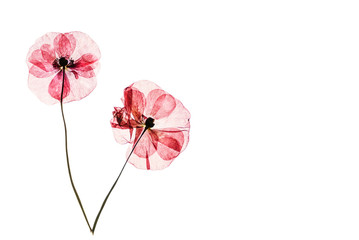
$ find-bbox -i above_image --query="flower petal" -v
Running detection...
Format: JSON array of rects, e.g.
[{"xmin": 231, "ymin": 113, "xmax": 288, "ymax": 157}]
[
  {"xmin": 132, "ymin": 128, "xmax": 157, "ymax": 158},
  {"xmin": 70, "ymin": 66, "xmax": 95, "ymax": 79},
  {"xmin": 27, "ymin": 32, "xmax": 59, "ymax": 68},
  {"xmin": 151, "ymin": 129, "xmax": 184, "ymax": 160},
  {"xmin": 127, "ymin": 128, "xmax": 189, "ymax": 170},
  {"xmin": 61, "ymin": 70, "xmax": 97, "ymax": 103},
  {"xmin": 130, "ymin": 80, "xmax": 161, "ymax": 97},
  {"xmin": 28, "ymin": 49, "xmax": 55, "ymax": 73},
  {"xmin": 53, "ymin": 33, "xmax": 76, "ymax": 57},
  {"xmin": 48, "ymin": 71, "xmax": 70, "ymax": 101},
  {"xmin": 152, "ymin": 98, "xmax": 191, "ymax": 131},
  {"xmin": 146, "ymin": 89, "xmax": 176, "ymax": 119},
  {"xmin": 112, "ymin": 127, "xmax": 133, "ymax": 144},
  {"xmin": 68, "ymin": 32, "xmax": 101, "ymax": 61},
  {"xmin": 127, "ymin": 128, "xmax": 158, "ymax": 170},
  {"xmin": 73, "ymin": 53, "xmax": 99, "ymax": 67},
  {"xmin": 127, "ymin": 149, "xmax": 175, "ymax": 170},
  {"xmin": 40, "ymin": 44, "xmax": 56, "ymax": 63},
  {"xmin": 124, "ymin": 87, "xmax": 146, "ymax": 122},
  {"xmin": 29, "ymin": 65, "xmax": 57, "ymax": 78}
]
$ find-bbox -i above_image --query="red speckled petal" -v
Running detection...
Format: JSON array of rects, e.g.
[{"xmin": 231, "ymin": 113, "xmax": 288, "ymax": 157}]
[
  {"xmin": 48, "ymin": 71, "xmax": 70, "ymax": 100},
  {"xmin": 124, "ymin": 87, "xmax": 145, "ymax": 122}
]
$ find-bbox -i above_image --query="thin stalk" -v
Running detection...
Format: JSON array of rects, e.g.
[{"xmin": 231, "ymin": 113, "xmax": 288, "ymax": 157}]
[
  {"xmin": 60, "ymin": 69, "xmax": 92, "ymax": 232},
  {"xmin": 91, "ymin": 128, "xmax": 147, "ymax": 234}
]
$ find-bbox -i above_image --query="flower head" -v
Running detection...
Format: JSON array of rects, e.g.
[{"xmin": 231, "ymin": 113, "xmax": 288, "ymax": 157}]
[
  {"xmin": 111, "ymin": 80, "xmax": 190, "ymax": 170},
  {"xmin": 27, "ymin": 31, "xmax": 101, "ymax": 104}
]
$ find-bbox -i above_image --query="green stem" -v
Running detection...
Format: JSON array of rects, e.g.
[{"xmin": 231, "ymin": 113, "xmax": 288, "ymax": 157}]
[
  {"xmin": 91, "ymin": 128, "xmax": 147, "ymax": 234},
  {"xmin": 60, "ymin": 69, "xmax": 92, "ymax": 232}
]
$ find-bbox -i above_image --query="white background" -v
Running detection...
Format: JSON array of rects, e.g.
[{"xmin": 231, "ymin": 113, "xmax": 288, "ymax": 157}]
[{"xmin": 0, "ymin": 0, "xmax": 359, "ymax": 239}]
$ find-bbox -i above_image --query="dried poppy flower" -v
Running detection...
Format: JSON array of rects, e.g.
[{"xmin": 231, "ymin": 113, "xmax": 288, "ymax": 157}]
[
  {"xmin": 26, "ymin": 31, "xmax": 100, "ymax": 233},
  {"xmin": 91, "ymin": 80, "xmax": 190, "ymax": 234},
  {"xmin": 27, "ymin": 31, "xmax": 101, "ymax": 104},
  {"xmin": 111, "ymin": 80, "xmax": 191, "ymax": 170}
]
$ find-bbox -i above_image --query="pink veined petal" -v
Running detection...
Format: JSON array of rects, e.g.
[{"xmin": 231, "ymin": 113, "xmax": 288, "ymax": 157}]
[
  {"xmin": 127, "ymin": 128, "xmax": 157, "ymax": 170},
  {"xmin": 130, "ymin": 80, "xmax": 162, "ymax": 97},
  {"xmin": 64, "ymin": 33, "xmax": 77, "ymax": 54},
  {"xmin": 151, "ymin": 129, "xmax": 184, "ymax": 160},
  {"xmin": 152, "ymin": 98, "xmax": 191, "ymax": 130},
  {"xmin": 28, "ymin": 49, "xmax": 55, "ymax": 72},
  {"xmin": 40, "ymin": 44, "xmax": 56, "ymax": 63},
  {"xmin": 53, "ymin": 33, "xmax": 76, "ymax": 57},
  {"xmin": 48, "ymin": 71, "xmax": 70, "ymax": 100},
  {"xmin": 29, "ymin": 65, "xmax": 58, "ymax": 78},
  {"xmin": 70, "ymin": 66, "xmax": 95, "ymax": 79},
  {"xmin": 61, "ymin": 70, "xmax": 97, "ymax": 103},
  {"xmin": 26, "ymin": 32, "xmax": 59, "ymax": 68},
  {"xmin": 69, "ymin": 52, "xmax": 100, "ymax": 79},
  {"xmin": 112, "ymin": 127, "xmax": 132, "ymax": 144},
  {"xmin": 126, "ymin": 148, "xmax": 175, "ymax": 170},
  {"xmin": 124, "ymin": 87, "xmax": 146, "ymax": 122},
  {"xmin": 127, "ymin": 128, "xmax": 187, "ymax": 170},
  {"xmin": 73, "ymin": 53, "xmax": 98, "ymax": 67},
  {"xmin": 131, "ymin": 128, "xmax": 157, "ymax": 159},
  {"xmin": 68, "ymin": 31, "xmax": 101, "ymax": 61},
  {"xmin": 146, "ymin": 89, "xmax": 176, "ymax": 119}
]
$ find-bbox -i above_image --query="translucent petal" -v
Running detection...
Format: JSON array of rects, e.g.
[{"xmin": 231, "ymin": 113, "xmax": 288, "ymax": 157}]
[
  {"xmin": 124, "ymin": 87, "xmax": 145, "ymax": 122},
  {"xmin": 145, "ymin": 89, "xmax": 176, "ymax": 119},
  {"xmin": 48, "ymin": 71, "xmax": 70, "ymax": 100}
]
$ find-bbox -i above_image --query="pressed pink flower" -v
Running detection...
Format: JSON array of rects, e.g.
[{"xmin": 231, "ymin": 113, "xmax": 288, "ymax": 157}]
[
  {"xmin": 27, "ymin": 32, "xmax": 100, "ymax": 232},
  {"xmin": 27, "ymin": 31, "xmax": 101, "ymax": 104},
  {"xmin": 91, "ymin": 80, "xmax": 191, "ymax": 233},
  {"xmin": 111, "ymin": 80, "xmax": 191, "ymax": 170}
]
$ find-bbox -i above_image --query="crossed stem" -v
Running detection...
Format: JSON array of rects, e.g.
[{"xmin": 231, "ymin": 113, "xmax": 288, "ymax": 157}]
[
  {"xmin": 91, "ymin": 128, "xmax": 147, "ymax": 234},
  {"xmin": 60, "ymin": 69, "xmax": 145, "ymax": 234}
]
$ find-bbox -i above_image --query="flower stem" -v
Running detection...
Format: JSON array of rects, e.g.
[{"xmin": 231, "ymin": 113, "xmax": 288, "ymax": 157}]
[
  {"xmin": 91, "ymin": 128, "xmax": 147, "ymax": 234},
  {"xmin": 60, "ymin": 69, "xmax": 92, "ymax": 232}
]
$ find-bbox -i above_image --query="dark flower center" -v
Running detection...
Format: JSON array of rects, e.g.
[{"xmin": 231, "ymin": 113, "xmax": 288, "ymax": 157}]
[
  {"xmin": 145, "ymin": 117, "xmax": 155, "ymax": 129},
  {"xmin": 59, "ymin": 57, "xmax": 68, "ymax": 67}
]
